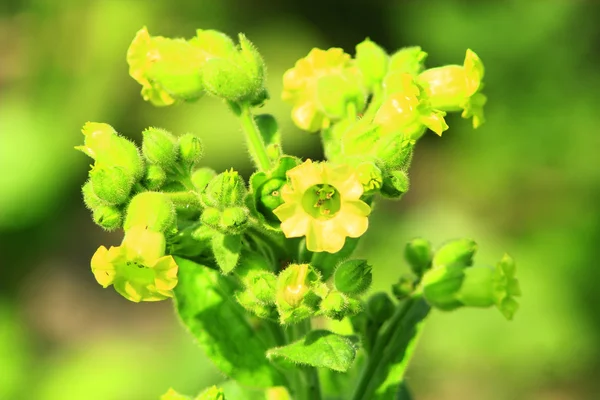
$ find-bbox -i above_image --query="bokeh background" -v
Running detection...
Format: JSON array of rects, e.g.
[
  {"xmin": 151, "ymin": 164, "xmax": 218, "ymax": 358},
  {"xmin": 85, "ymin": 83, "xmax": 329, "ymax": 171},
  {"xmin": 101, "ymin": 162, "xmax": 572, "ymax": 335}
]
[{"xmin": 1, "ymin": 0, "xmax": 600, "ymax": 399}]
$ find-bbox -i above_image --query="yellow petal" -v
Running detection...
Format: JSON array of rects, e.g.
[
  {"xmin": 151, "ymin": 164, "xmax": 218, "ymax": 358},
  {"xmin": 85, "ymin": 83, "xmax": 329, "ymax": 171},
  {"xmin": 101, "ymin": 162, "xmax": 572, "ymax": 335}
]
[
  {"xmin": 123, "ymin": 225, "xmax": 166, "ymax": 262},
  {"xmin": 91, "ymin": 246, "xmax": 116, "ymax": 288},
  {"xmin": 280, "ymin": 213, "xmax": 311, "ymax": 238},
  {"xmin": 335, "ymin": 208, "xmax": 369, "ymax": 238},
  {"xmin": 305, "ymin": 220, "xmax": 346, "ymax": 253}
]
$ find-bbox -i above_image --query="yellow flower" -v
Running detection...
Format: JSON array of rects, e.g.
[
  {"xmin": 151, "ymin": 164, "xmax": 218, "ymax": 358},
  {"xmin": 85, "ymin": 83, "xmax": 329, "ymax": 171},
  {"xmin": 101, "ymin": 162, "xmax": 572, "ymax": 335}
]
[
  {"xmin": 418, "ymin": 49, "xmax": 486, "ymax": 128},
  {"xmin": 282, "ymin": 48, "xmax": 365, "ymax": 132},
  {"xmin": 91, "ymin": 225, "xmax": 178, "ymax": 302},
  {"xmin": 273, "ymin": 161, "xmax": 371, "ymax": 253}
]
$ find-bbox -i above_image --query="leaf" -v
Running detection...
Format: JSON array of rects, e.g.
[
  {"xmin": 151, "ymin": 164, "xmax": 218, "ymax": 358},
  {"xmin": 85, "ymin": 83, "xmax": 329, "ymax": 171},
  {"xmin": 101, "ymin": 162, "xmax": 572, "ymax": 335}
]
[
  {"xmin": 267, "ymin": 330, "xmax": 357, "ymax": 372},
  {"xmin": 396, "ymin": 382, "xmax": 413, "ymax": 400},
  {"xmin": 211, "ymin": 232, "xmax": 242, "ymax": 274},
  {"xmin": 173, "ymin": 257, "xmax": 286, "ymax": 388}
]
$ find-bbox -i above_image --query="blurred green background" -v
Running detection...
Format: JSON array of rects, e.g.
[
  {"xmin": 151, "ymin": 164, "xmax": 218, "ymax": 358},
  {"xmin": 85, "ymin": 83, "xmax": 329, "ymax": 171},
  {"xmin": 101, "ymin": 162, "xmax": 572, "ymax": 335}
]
[{"xmin": 1, "ymin": 0, "xmax": 599, "ymax": 399}]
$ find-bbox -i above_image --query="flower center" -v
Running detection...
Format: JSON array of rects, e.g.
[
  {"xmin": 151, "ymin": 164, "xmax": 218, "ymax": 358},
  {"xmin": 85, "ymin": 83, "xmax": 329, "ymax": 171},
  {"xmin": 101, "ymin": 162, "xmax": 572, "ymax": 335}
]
[{"xmin": 302, "ymin": 184, "xmax": 341, "ymax": 220}]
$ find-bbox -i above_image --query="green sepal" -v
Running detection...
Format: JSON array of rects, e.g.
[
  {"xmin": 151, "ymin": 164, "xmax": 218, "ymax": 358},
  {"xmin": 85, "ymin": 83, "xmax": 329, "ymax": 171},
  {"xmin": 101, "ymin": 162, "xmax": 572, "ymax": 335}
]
[
  {"xmin": 201, "ymin": 206, "xmax": 248, "ymax": 235},
  {"xmin": 275, "ymin": 264, "xmax": 328, "ymax": 324},
  {"xmin": 388, "ymin": 46, "xmax": 427, "ymax": 76},
  {"xmin": 320, "ymin": 290, "xmax": 362, "ymax": 321},
  {"xmin": 266, "ymin": 330, "xmax": 357, "ymax": 372},
  {"xmin": 211, "ymin": 231, "xmax": 242, "ymax": 274},
  {"xmin": 404, "ymin": 238, "xmax": 433, "ymax": 276},
  {"xmin": 380, "ymin": 170, "xmax": 409, "ymax": 199},
  {"xmin": 254, "ymin": 114, "xmax": 282, "ymax": 161},
  {"xmin": 433, "ymin": 238, "xmax": 477, "ymax": 268},
  {"xmin": 356, "ymin": 38, "xmax": 388, "ymax": 89},
  {"xmin": 124, "ymin": 192, "xmax": 176, "ymax": 233},
  {"xmin": 391, "ymin": 274, "xmax": 417, "ymax": 301},
  {"xmin": 375, "ymin": 135, "xmax": 414, "ymax": 170},
  {"xmin": 89, "ymin": 165, "xmax": 133, "ymax": 205},
  {"xmin": 143, "ymin": 164, "xmax": 167, "ymax": 190},
  {"xmin": 421, "ymin": 264, "xmax": 465, "ymax": 311},
  {"xmin": 141, "ymin": 127, "xmax": 179, "ymax": 169},
  {"xmin": 92, "ymin": 204, "xmax": 123, "ymax": 231},
  {"xmin": 82, "ymin": 180, "xmax": 104, "ymax": 210},
  {"xmin": 334, "ymin": 259, "xmax": 372, "ymax": 296},
  {"xmin": 173, "ymin": 257, "xmax": 286, "ymax": 388}
]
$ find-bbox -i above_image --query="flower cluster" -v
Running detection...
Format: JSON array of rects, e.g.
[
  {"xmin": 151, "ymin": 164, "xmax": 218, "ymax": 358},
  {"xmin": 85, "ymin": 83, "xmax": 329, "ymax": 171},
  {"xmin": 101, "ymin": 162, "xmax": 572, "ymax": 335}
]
[{"xmin": 76, "ymin": 26, "xmax": 518, "ymax": 400}]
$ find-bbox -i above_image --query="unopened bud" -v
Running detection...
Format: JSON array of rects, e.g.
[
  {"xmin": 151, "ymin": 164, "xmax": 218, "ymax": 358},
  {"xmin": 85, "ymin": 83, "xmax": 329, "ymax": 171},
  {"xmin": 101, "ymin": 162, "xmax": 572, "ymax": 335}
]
[
  {"xmin": 143, "ymin": 164, "xmax": 167, "ymax": 190},
  {"xmin": 433, "ymin": 238, "xmax": 477, "ymax": 268},
  {"xmin": 356, "ymin": 38, "xmax": 388, "ymax": 88},
  {"xmin": 380, "ymin": 170, "xmax": 409, "ymax": 199},
  {"xmin": 191, "ymin": 167, "xmax": 217, "ymax": 192},
  {"xmin": 141, "ymin": 127, "xmax": 178, "ymax": 168},
  {"xmin": 366, "ymin": 292, "xmax": 394, "ymax": 323},
  {"xmin": 202, "ymin": 170, "xmax": 247, "ymax": 209},
  {"xmin": 389, "ymin": 46, "xmax": 427, "ymax": 75},
  {"xmin": 92, "ymin": 205, "xmax": 123, "ymax": 231},
  {"xmin": 89, "ymin": 165, "xmax": 133, "ymax": 205},
  {"xmin": 405, "ymin": 238, "xmax": 433, "ymax": 276},
  {"xmin": 334, "ymin": 259, "xmax": 372, "ymax": 296},
  {"xmin": 178, "ymin": 133, "xmax": 203, "ymax": 166}
]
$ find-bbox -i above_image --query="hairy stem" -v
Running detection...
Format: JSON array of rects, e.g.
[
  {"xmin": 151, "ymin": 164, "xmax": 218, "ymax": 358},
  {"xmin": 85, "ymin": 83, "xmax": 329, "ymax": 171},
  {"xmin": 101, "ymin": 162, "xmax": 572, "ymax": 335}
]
[
  {"xmin": 238, "ymin": 102, "xmax": 272, "ymax": 171},
  {"xmin": 286, "ymin": 319, "xmax": 323, "ymax": 400}
]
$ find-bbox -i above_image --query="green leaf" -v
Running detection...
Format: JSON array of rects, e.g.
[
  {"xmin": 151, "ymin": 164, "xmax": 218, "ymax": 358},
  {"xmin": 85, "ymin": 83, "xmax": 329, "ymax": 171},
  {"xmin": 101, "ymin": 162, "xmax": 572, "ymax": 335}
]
[
  {"xmin": 211, "ymin": 232, "xmax": 242, "ymax": 274},
  {"xmin": 267, "ymin": 330, "xmax": 357, "ymax": 372},
  {"xmin": 173, "ymin": 257, "xmax": 286, "ymax": 388}
]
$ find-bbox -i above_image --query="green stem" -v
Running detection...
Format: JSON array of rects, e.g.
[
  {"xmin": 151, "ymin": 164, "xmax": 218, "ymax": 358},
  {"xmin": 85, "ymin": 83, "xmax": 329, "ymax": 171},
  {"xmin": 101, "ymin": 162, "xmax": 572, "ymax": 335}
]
[
  {"xmin": 351, "ymin": 296, "xmax": 430, "ymax": 400},
  {"xmin": 238, "ymin": 102, "xmax": 272, "ymax": 171}
]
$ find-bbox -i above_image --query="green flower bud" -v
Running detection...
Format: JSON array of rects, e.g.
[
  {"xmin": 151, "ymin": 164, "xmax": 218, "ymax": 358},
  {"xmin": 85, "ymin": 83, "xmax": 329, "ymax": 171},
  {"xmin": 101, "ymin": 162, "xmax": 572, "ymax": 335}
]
[
  {"xmin": 421, "ymin": 264, "xmax": 465, "ymax": 311},
  {"xmin": 405, "ymin": 238, "xmax": 433, "ymax": 276},
  {"xmin": 391, "ymin": 275, "xmax": 416, "ymax": 300},
  {"xmin": 356, "ymin": 38, "xmax": 388, "ymax": 88},
  {"xmin": 191, "ymin": 167, "xmax": 217, "ymax": 192},
  {"xmin": 201, "ymin": 207, "xmax": 221, "ymax": 228},
  {"xmin": 178, "ymin": 133, "xmax": 203, "ymax": 166},
  {"xmin": 76, "ymin": 122, "xmax": 144, "ymax": 179},
  {"xmin": 389, "ymin": 46, "xmax": 427, "ymax": 75},
  {"xmin": 236, "ymin": 289, "xmax": 278, "ymax": 320},
  {"xmin": 124, "ymin": 192, "xmax": 176, "ymax": 233},
  {"xmin": 82, "ymin": 181, "xmax": 104, "ymax": 210},
  {"xmin": 355, "ymin": 162, "xmax": 383, "ymax": 193},
  {"xmin": 202, "ymin": 170, "xmax": 247, "ymax": 209},
  {"xmin": 433, "ymin": 238, "xmax": 477, "ymax": 268},
  {"xmin": 320, "ymin": 290, "xmax": 362, "ymax": 321},
  {"xmin": 334, "ymin": 259, "xmax": 372, "ymax": 296},
  {"xmin": 366, "ymin": 292, "xmax": 394, "ymax": 323},
  {"xmin": 89, "ymin": 165, "xmax": 133, "ymax": 205},
  {"xmin": 141, "ymin": 127, "xmax": 178, "ymax": 168},
  {"xmin": 92, "ymin": 205, "xmax": 123, "ymax": 231},
  {"xmin": 380, "ymin": 170, "xmax": 409, "ymax": 199},
  {"xmin": 164, "ymin": 191, "xmax": 202, "ymax": 219},
  {"xmin": 142, "ymin": 164, "xmax": 167, "ymax": 190},
  {"xmin": 220, "ymin": 206, "xmax": 249, "ymax": 234}
]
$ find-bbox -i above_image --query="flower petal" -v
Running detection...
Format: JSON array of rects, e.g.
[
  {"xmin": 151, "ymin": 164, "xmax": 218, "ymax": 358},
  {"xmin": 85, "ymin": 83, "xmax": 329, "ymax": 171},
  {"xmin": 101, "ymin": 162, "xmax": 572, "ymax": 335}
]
[
  {"xmin": 91, "ymin": 246, "xmax": 116, "ymax": 288},
  {"xmin": 280, "ymin": 213, "xmax": 311, "ymax": 238}
]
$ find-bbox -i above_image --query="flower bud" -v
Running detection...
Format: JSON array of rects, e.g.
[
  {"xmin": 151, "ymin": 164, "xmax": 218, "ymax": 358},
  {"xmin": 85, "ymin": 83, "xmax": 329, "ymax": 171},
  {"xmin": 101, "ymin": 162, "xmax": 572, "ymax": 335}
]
[
  {"xmin": 380, "ymin": 170, "xmax": 409, "ymax": 199},
  {"xmin": 375, "ymin": 135, "xmax": 414, "ymax": 169},
  {"xmin": 124, "ymin": 192, "xmax": 176, "ymax": 233},
  {"xmin": 142, "ymin": 164, "xmax": 167, "ymax": 190},
  {"xmin": 141, "ymin": 127, "xmax": 178, "ymax": 168},
  {"xmin": 220, "ymin": 206, "xmax": 249, "ymax": 234},
  {"xmin": 389, "ymin": 46, "xmax": 427, "ymax": 75},
  {"xmin": 191, "ymin": 167, "xmax": 217, "ymax": 192},
  {"xmin": 334, "ymin": 259, "xmax": 372, "ymax": 296},
  {"xmin": 236, "ymin": 289, "xmax": 278, "ymax": 320},
  {"xmin": 92, "ymin": 205, "xmax": 123, "ymax": 231},
  {"xmin": 82, "ymin": 181, "xmax": 103, "ymax": 210},
  {"xmin": 202, "ymin": 169, "xmax": 247, "ymax": 209},
  {"xmin": 391, "ymin": 275, "xmax": 416, "ymax": 300},
  {"xmin": 201, "ymin": 207, "xmax": 221, "ymax": 228},
  {"xmin": 433, "ymin": 238, "xmax": 477, "ymax": 268},
  {"xmin": 405, "ymin": 238, "xmax": 433, "ymax": 276},
  {"xmin": 366, "ymin": 292, "xmax": 395, "ymax": 323},
  {"xmin": 89, "ymin": 165, "xmax": 133, "ymax": 205},
  {"xmin": 178, "ymin": 133, "xmax": 203, "ymax": 166},
  {"xmin": 356, "ymin": 38, "xmax": 388, "ymax": 89},
  {"xmin": 76, "ymin": 122, "xmax": 144, "ymax": 179},
  {"xmin": 320, "ymin": 290, "xmax": 361, "ymax": 321},
  {"xmin": 275, "ymin": 263, "xmax": 327, "ymax": 324}
]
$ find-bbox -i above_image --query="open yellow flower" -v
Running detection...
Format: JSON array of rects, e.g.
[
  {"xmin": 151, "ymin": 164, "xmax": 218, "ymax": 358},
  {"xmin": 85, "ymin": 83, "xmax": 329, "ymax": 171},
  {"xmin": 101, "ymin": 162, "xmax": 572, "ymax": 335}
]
[
  {"xmin": 91, "ymin": 225, "xmax": 178, "ymax": 302},
  {"xmin": 273, "ymin": 161, "xmax": 371, "ymax": 253}
]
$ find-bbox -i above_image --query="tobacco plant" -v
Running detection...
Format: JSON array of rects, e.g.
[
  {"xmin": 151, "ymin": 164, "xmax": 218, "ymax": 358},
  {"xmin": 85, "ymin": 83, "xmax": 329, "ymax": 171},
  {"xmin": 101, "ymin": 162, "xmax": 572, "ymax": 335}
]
[{"xmin": 76, "ymin": 26, "xmax": 520, "ymax": 400}]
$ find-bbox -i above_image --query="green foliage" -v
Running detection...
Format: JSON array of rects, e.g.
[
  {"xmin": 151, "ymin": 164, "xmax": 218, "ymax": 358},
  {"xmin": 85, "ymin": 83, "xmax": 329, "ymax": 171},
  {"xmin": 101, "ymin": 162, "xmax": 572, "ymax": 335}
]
[
  {"xmin": 173, "ymin": 257, "xmax": 286, "ymax": 388},
  {"xmin": 267, "ymin": 330, "xmax": 357, "ymax": 372}
]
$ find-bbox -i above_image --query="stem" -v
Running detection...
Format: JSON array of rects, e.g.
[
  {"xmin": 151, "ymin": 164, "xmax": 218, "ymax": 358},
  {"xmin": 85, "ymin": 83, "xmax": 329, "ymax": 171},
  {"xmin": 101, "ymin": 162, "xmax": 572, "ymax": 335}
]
[
  {"xmin": 238, "ymin": 102, "xmax": 272, "ymax": 171},
  {"xmin": 351, "ymin": 297, "xmax": 430, "ymax": 400}
]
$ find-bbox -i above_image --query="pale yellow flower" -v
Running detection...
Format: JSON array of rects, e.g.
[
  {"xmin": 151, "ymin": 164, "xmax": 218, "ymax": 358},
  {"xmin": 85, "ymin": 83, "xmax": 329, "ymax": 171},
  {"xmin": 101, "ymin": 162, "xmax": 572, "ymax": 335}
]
[
  {"xmin": 91, "ymin": 225, "xmax": 178, "ymax": 302},
  {"xmin": 273, "ymin": 161, "xmax": 371, "ymax": 253}
]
